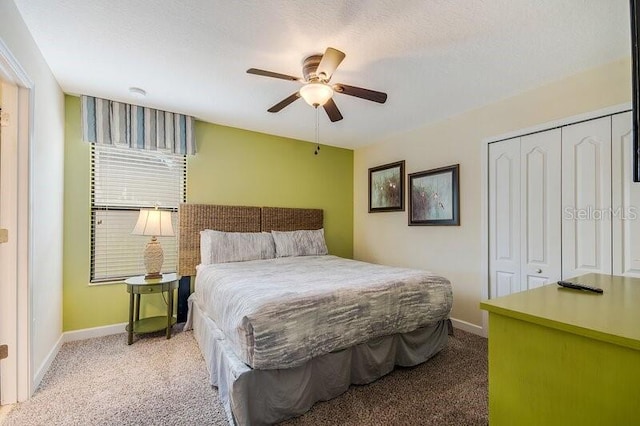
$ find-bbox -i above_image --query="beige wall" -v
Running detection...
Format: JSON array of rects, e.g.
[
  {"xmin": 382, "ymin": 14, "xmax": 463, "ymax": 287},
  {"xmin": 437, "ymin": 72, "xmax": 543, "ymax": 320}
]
[
  {"xmin": 0, "ymin": 1, "xmax": 65, "ymax": 390},
  {"xmin": 354, "ymin": 58, "xmax": 632, "ymax": 328}
]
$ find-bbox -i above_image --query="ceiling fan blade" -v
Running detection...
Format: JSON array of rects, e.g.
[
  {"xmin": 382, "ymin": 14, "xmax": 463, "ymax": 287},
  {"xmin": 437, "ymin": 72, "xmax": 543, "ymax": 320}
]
[
  {"xmin": 316, "ymin": 48, "xmax": 346, "ymax": 82},
  {"xmin": 247, "ymin": 68, "xmax": 300, "ymax": 82},
  {"xmin": 334, "ymin": 84, "xmax": 387, "ymax": 104},
  {"xmin": 323, "ymin": 98, "xmax": 343, "ymax": 122},
  {"xmin": 267, "ymin": 92, "xmax": 301, "ymax": 113}
]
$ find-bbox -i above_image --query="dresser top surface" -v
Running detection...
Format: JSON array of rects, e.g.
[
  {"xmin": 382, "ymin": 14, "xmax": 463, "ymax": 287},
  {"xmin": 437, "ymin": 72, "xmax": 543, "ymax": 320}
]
[{"xmin": 481, "ymin": 274, "xmax": 640, "ymax": 350}]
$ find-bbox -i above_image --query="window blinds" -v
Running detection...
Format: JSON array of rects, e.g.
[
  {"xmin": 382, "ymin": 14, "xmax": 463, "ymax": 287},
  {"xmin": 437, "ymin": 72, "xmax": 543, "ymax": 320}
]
[{"xmin": 91, "ymin": 144, "xmax": 186, "ymax": 282}]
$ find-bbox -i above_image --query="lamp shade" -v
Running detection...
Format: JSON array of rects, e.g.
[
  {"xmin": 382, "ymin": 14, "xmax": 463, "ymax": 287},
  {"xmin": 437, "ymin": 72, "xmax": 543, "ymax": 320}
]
[
  {"xmin": 132, "ymin": 209, "xmax": 174, "ymax": 237},
  {"xmin": 299, "ymin": 82, "xmax": 334, "ymax": 107}
]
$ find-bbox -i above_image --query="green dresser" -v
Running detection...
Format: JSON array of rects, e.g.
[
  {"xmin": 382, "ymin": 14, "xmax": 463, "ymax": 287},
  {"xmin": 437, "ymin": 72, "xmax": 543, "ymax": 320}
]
[{"xmin": 481, "ymin": 274, "xmax": 640, "ymax": 425}]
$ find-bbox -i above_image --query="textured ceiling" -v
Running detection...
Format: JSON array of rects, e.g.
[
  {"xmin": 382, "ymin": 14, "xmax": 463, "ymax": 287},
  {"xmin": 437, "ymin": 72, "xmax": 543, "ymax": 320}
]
[{"xmin": 13, "ymin": 0, "xmax": 631, "ymax": 149}]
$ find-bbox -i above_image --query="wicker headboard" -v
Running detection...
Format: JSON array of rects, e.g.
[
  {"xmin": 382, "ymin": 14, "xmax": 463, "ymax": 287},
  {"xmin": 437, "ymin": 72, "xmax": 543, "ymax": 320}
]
[
  {"xmin": 177, "ymin": 204, "xmax": 323, "ymax": 276},
  {"xmin": 261, "ymin": 207, "xmax": 323, "ymax": 232},
  {"xmin": 178, "ymin": 204, "xmax": 261, "ymax": 276}
]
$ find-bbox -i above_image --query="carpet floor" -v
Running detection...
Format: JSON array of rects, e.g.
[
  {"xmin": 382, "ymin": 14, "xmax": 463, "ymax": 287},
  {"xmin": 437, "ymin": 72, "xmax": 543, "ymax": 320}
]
[{"xmin": 2, "ymin": 327, "xmax": 487, "ymax": 425}]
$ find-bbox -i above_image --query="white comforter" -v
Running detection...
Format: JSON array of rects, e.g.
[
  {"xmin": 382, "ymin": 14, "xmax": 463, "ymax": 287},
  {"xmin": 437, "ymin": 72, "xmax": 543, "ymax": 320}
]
[{"xmin": 190, "ymin": 255, "xmax": 452, "ymax": 369}]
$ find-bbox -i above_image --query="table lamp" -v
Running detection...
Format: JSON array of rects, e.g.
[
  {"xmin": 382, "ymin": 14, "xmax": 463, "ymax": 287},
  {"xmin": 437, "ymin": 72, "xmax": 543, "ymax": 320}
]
[{"xmin": 132, "ymin": 208, "xmax": 174, "ymax": 279}]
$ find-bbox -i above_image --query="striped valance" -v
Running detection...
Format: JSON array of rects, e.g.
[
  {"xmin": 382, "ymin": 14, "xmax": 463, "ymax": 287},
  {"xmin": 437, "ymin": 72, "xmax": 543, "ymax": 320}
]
[{"xmin": 81, "ymin": 95, "xmax": 196, "ymax": 155}]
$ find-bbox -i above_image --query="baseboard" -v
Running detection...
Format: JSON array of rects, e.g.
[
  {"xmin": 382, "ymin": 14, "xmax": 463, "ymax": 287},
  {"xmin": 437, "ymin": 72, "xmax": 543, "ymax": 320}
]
[
  {"xmin": 32, "ymin": 333, "xmax": 63, "ymax": 392},
  {"xmin": 63, "ymin": 322, "xmax": 127, "ymax": 343},
  {"xmin": 450, "ymin": 317, "xmax": 486, "ymax": 337}
]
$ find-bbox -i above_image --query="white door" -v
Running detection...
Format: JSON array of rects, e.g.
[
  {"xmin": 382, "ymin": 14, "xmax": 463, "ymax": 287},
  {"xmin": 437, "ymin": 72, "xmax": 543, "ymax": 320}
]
[
  {"xmin": 0, "ymin": 83, "xmax": 4, "ymax": 406},
  {"xmin": 562, "ymin": 117, "xmax": 612, "ymax": 278},
  {"xmin": 0, "ymin": 81, "xmax": 18, "ymax": 406},
  {"xmin": 0, "ymin": 43, "xmax": 32, "ymax": 405},
  {"xmin": 612, "ymin": 112, "xmax": 640, "ymax": 277},
  {"xmin": 520, "ymin": 129, "xmax": 562, "ymax": 288},
  {"xmin": 489, "ymin": 137, "xmax": 521, "ymax": 298},
  {"xmin": 0, "ymin": 78, "xmax": 26, "ymax": 406}
]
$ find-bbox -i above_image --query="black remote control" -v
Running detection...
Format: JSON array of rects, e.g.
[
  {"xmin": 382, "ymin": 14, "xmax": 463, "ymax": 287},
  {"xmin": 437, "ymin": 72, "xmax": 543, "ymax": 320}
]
[{"xmin": 557, "ymin": 281, "xmax": 603, "ymax": 294}]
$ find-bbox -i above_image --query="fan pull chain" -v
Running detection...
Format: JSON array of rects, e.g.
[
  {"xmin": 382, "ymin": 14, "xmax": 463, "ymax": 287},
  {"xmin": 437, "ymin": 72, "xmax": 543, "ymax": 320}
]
[{"xmin": 314, "ymin": 106, "xmax": 321, "ymax": 155}]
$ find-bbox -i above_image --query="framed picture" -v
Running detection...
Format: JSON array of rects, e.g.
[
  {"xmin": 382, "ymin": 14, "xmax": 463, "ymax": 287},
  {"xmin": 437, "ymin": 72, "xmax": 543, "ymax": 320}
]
[
  {"xmin": 368, "ymin": 160, "xmax": 405, "ymax": 212},
  {"xmin": 408, "ymin": 164, "xmax": 460, "ymax": 226}
]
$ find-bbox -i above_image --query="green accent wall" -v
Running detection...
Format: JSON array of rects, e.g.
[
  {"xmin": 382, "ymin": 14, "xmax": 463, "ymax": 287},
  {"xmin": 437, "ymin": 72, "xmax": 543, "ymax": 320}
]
[
  {"xmin": 63, "ymin": 95, "xmax": 353, "ymax": 331},
  {"xmin": 187, "ymin": 121, "xmax": 353, "ymax": 258}
]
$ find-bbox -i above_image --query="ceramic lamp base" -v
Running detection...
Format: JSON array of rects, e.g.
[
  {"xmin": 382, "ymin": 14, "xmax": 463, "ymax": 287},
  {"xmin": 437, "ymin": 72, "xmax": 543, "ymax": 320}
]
[{"xmin": 143, "ymin": 237, "xmax": 164, "ymax": 279}]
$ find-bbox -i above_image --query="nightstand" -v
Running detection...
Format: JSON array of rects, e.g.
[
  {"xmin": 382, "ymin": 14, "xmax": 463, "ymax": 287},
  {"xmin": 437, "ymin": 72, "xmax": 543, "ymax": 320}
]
[{"xmin": 125, "ymin": 273, "xmax": 179, "ymax": 345}]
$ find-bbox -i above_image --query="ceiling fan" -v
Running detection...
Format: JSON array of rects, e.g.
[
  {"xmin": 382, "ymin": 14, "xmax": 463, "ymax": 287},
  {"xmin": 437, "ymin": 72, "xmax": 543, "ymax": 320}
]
[{"xmin": 247, "ymin": 47, "xmax": 387, "ymax": 122}]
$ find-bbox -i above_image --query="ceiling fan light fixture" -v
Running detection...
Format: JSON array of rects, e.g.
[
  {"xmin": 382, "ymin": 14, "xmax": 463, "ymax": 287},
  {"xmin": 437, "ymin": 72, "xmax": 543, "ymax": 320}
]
[
  {"xmin": 248, "ymin": 47, "xmax": 386, "ymax": 120},
  {"xmin": 299, "ymin": 82, "xmax": 334, "ymax": 107}
]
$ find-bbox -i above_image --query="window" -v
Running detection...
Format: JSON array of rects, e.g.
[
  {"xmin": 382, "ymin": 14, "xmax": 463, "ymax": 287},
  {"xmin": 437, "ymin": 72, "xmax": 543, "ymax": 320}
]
[{"xmin": 91, "ymin": 144, "xmax": 186, "ymax": 283}]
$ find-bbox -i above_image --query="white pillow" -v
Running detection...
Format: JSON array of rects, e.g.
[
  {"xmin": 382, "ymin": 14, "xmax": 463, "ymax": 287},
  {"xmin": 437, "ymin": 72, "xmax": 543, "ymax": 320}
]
[
  {"xmin": 199, "ymin": 230, "xmax": 276, "ymax": 265},
  {"xmin": 271, "ymin": 229, "xmax": 328, "ymax": 258}
]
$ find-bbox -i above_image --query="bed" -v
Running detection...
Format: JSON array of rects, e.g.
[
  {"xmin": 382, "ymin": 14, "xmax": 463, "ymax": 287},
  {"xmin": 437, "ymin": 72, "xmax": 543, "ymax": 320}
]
[{"xmin": 179, "ymin": 204, "xmax": 453, "ymax": 425}]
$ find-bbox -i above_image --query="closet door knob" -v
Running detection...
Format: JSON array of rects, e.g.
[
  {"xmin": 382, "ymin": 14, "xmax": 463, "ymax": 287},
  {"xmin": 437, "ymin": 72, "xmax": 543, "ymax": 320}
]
[{"xmin": 536, "ymin": 269, "xmax": 542, "ymax": 274}]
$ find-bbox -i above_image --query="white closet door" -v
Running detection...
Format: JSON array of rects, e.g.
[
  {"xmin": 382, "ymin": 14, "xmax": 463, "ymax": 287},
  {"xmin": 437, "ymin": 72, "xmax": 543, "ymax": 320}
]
[
  {"xmin": 520, "ymin": 129, "xmax": 562, "ymax": 289},
  {"xmin": 562, "ymin": 117, "xmax": 612, "ymax": 278},
  {"xmin": 612, "ymin": 112, "xmax": 640, "ymax": 276},
  {"xmin": 489, "ymin": 138, "xmax": 521, "ymax": 298}
]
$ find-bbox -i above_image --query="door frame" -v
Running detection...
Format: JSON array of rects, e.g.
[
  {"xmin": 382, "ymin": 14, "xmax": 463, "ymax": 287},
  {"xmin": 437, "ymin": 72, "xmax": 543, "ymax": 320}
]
[
  {"xmin": 0, "ymin": 38, "xmax": 34, "ymax": 404},
  {"xmin": 480, "ymin": 103, "xmax": 630, "ymax": 337}
]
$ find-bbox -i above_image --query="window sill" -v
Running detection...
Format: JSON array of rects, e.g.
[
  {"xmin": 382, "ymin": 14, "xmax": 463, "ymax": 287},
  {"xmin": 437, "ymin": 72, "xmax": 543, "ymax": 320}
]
[{"xmin": 88, "ymin": 279, "xmax": 126, "ymax": 287}]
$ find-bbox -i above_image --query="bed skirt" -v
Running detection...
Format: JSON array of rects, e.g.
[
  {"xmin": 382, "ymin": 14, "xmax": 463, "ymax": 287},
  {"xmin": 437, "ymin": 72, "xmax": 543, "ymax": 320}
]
[{"xmin": 186, "ymin": 296, "xmax": 451, "ymax": 425}]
